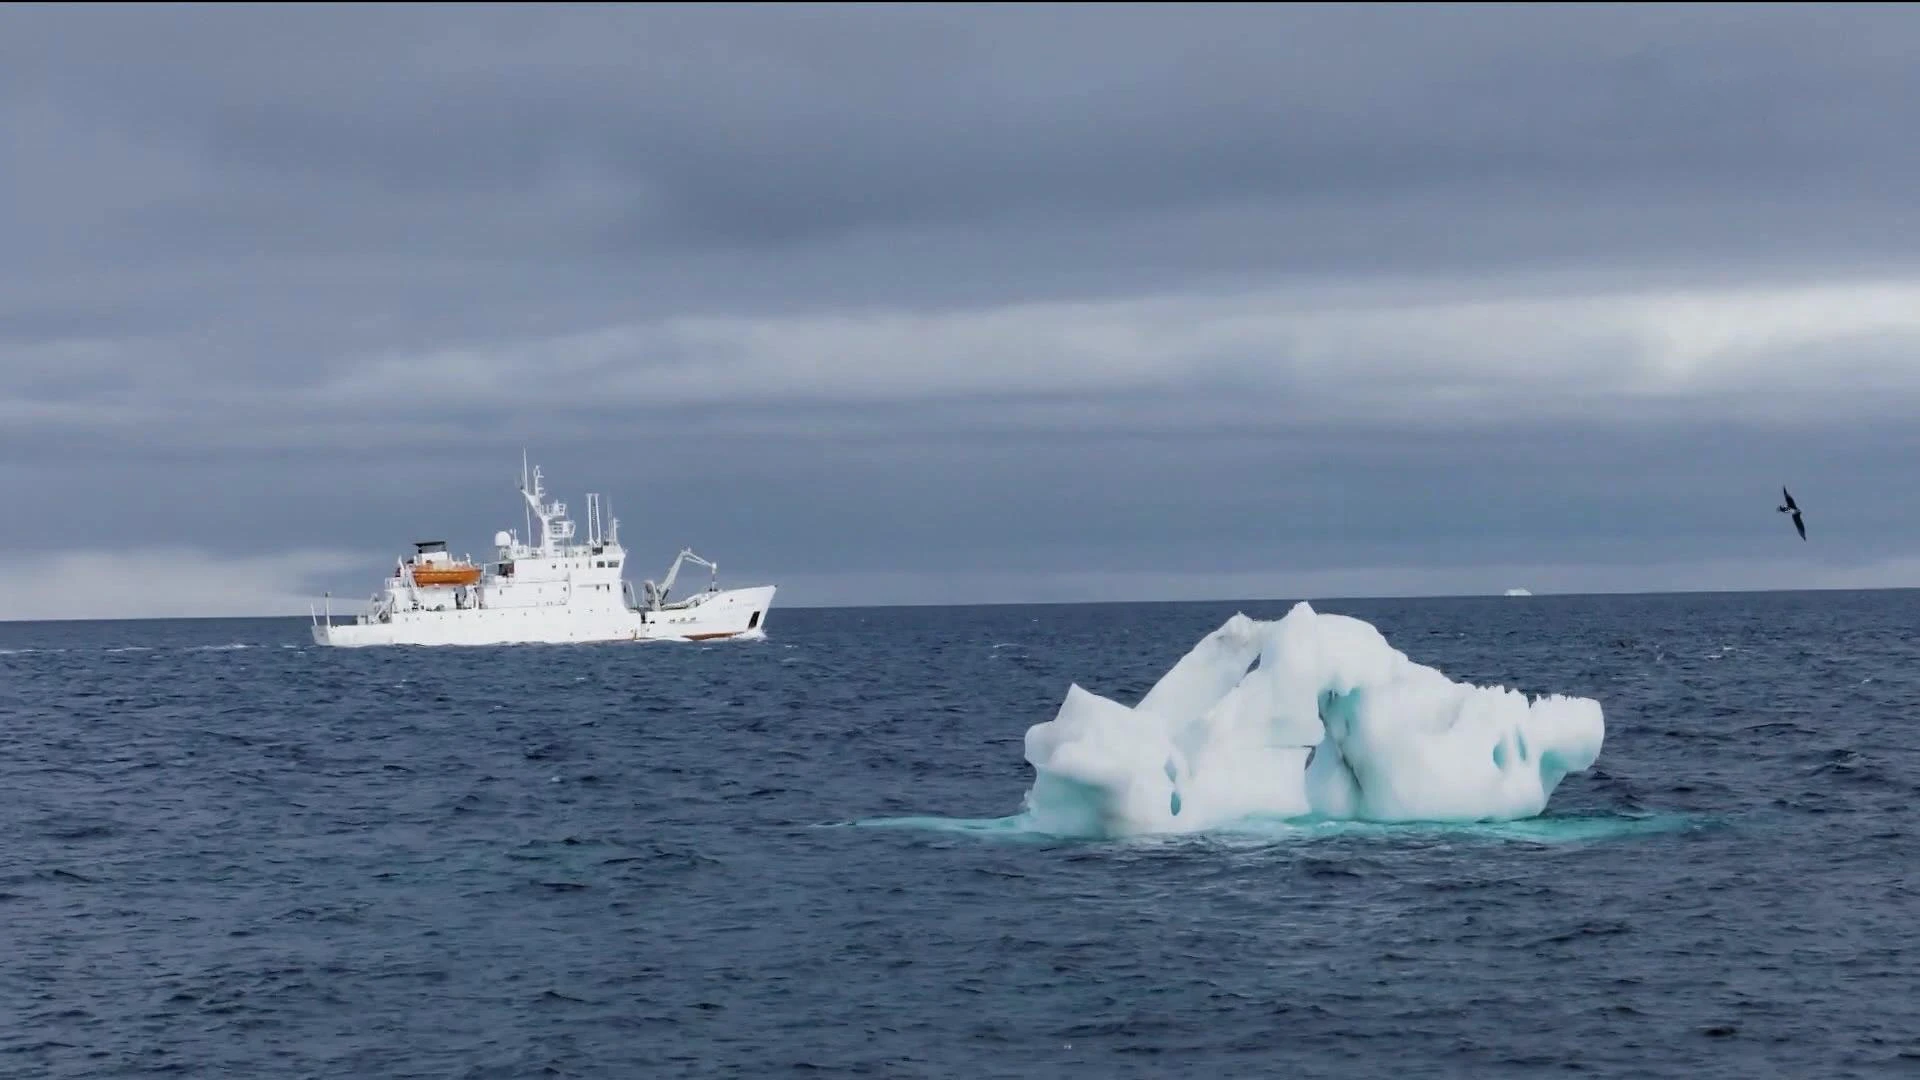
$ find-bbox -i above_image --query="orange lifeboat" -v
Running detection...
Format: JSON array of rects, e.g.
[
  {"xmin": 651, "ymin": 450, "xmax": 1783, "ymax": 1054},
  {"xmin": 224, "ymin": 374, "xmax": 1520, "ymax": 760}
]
[
  {"xmin": 399, "ymin": 540, "xmax": 484, "ymax": 588},
  {"xmin": 409, "ymin": 563, "xmax": 483, "ymax": 587}
]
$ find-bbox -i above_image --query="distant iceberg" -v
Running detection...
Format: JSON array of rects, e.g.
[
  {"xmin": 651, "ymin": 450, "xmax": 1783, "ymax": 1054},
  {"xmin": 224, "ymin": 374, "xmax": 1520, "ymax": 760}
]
[
  {"xmin": 1016, "ymin": 602, "xmax": 1603, "ymax": 838},
  {"xmin": 1504, "ymin": 588, "xmax": 1533, "ymax": 596}
]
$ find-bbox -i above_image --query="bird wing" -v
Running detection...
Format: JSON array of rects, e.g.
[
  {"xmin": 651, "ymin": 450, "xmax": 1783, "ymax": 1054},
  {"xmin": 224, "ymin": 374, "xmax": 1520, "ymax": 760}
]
[
  {"xmin": 1794, "ymin": 512, "xmax": 1806, "ymax": 540},
  {"xmin": 1782, "ymin": 486, "xmax": 1797, "ymax": 510}
]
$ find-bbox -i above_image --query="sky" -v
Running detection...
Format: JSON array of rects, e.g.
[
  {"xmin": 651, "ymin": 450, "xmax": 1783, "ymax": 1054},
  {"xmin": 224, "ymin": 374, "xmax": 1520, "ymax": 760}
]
[{"xmin": 6, "ymin": 3, "xmax": 1920, "ymax": 618}]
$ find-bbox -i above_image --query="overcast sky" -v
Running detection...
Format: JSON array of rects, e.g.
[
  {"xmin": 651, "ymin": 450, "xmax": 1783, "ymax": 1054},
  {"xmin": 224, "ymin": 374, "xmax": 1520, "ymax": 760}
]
[{"xmin": 6, "ymin": 3, "xmax": 1920, "ymax": 617}]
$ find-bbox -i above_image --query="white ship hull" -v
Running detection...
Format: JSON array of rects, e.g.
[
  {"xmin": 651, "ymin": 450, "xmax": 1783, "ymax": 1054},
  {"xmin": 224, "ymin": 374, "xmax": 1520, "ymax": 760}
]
[{"xmin": 313, "ymin": 584, "xmax": 775, "ymax": 648}]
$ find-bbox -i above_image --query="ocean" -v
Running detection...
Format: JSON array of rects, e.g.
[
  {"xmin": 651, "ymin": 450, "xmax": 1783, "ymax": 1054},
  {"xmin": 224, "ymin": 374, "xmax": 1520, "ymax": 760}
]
[{"xmin": 3, "ymin": 590, "xmax": 1917, "ymax": 1078}]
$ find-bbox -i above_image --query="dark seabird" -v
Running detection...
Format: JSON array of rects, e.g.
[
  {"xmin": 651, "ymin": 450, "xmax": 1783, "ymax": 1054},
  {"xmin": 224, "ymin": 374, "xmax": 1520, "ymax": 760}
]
[{"xmin": 1778, "ymin": 486, "xmax": 1805, "ymax": 541}]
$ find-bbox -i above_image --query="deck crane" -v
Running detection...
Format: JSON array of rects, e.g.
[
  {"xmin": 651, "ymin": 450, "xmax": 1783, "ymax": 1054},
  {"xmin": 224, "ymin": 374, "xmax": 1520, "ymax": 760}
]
[{"xmin": 641, "ymin": 548, "xmax": 720, "ymax": 610}]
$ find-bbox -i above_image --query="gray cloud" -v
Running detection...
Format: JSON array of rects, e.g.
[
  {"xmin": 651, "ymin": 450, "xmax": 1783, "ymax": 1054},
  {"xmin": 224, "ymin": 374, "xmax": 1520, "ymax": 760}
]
[
  {"xmin": 4, "ymin": 3, "xmax": 1920, "ymax": 614},
  {"xmin": 12, "ymin": 4, "xmax": 1920, "ymax": 271}
]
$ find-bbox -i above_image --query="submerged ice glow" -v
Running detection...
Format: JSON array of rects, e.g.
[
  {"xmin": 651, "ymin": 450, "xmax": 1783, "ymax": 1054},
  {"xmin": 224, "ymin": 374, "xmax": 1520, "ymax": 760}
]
[{"xmin": 1017, "ymin": 602, "xmax": 1605, "ymax": 837}]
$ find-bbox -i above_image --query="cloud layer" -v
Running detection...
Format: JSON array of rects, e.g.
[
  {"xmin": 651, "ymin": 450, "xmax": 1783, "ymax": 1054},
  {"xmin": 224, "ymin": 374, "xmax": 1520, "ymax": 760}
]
[
  {"xmin": 0, "ymin": 549, "xmax": 358, "ymax": 622},
  {"xmin": 5, "ymin": 5, "xmax": 1920, "ymax": 615}
]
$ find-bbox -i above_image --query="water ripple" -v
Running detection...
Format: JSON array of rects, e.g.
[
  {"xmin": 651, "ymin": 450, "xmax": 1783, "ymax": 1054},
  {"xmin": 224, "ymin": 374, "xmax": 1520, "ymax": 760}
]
[{"xmin": 0, "ymin": 594, "xmax": 1916, "ymax": 1077}]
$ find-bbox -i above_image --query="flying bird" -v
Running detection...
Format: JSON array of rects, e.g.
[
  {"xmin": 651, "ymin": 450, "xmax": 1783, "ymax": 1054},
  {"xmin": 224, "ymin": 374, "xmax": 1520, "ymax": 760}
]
[{"xmin": 1778, "ymin": 486, "xmax": 1805, "ymax": 541}]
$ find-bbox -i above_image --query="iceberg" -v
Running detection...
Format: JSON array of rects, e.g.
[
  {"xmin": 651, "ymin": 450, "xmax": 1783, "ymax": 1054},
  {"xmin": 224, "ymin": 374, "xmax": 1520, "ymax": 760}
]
[{"xmin": 1017, "ymin": 602, "xmax": 1604, "ymax": 838}]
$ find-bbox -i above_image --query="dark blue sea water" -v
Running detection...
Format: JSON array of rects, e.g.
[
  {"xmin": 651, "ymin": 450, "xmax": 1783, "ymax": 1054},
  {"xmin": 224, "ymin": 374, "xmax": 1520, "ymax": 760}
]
[{"xmin": 3, "ymin": 591, "xmax": 1918, "ymax": 1078}]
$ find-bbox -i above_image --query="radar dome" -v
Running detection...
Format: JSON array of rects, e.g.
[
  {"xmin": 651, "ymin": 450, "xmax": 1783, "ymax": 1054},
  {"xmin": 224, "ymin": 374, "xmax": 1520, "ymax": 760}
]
[{"xmin": 493, "ymin": 531, "xmax": 513, "ymax": 548}]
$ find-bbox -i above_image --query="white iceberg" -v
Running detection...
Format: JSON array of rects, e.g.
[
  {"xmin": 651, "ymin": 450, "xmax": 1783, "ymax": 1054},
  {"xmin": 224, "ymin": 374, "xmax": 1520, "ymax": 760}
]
[{"xmin": 1017, "ymin": 602, "xmax": 1604, "ymax": 838}]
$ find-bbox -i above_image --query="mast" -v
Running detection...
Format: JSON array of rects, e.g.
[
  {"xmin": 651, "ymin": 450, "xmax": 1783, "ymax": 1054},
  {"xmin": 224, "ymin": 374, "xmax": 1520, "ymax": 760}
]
[{"xmin": 515, "ymin": 456, "xmax": 573, "ymax": 556}]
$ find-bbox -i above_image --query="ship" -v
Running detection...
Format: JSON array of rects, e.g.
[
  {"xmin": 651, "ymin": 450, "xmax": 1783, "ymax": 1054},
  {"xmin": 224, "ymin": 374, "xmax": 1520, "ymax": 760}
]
[{"xmin": 310, "ymin": 456, "xmax": 776, "ymax": 647}]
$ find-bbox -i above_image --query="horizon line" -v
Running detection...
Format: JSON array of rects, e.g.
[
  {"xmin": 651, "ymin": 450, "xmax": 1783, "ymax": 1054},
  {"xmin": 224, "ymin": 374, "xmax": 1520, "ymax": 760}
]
[{"xmin": 1, "ymin": 582, "xmax": 1914, "ymax": 625}]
